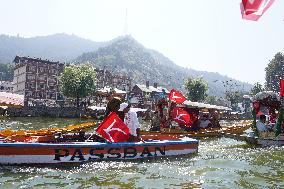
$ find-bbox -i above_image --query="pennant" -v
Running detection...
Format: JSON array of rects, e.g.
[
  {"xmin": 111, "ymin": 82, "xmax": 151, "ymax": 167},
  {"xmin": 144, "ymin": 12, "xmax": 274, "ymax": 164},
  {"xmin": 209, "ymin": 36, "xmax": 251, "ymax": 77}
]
[
  {"xmin": 240, "ymin": 0, "xmax": 275, "ymax": 21},
  {"xmin": 169, "ymin": 89, "xmax": 186, "ymax": 104},
  {"xmin": 280, "ymin": 79, "xmax": 284, "ymax": 97},
  {"xmin": 171, "ymin": 107, "xmax": 192, "ymax": 127},
  {"xmin": 96, "ymin": 112, "xmax": 130, "ymax": 142}
]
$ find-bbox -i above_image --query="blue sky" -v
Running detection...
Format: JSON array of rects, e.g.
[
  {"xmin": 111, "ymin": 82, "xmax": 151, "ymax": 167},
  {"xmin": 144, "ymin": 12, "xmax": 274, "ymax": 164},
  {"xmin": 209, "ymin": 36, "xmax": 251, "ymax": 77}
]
[{"xmin": 1, "ymin": 0, "xmax": 284, "ymax": 84}]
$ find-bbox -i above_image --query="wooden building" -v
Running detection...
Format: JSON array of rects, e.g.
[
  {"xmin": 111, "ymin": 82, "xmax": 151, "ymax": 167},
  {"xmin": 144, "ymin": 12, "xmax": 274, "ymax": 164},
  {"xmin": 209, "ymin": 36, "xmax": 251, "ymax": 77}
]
[{"xmin": 130, "ymin": 81, "xmax": 169, "ymax": 109}]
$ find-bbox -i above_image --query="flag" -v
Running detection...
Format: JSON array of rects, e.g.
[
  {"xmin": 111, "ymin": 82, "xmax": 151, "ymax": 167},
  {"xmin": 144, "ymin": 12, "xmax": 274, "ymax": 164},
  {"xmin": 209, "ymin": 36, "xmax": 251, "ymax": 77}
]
[
  {"xmin": 169, "ymin": 89, "xmax": 186, "ymax": 104},
  {"xmin": 240, "ymin": 0, "xmax": 275, "ymax": 21},
  {"xmin": 242, "ymin": 0, "xmax": 264, "ymax": 15},
  {"xmin": 280, "ymin": 79, "xmax": 284, "ymax": 97},
  {"xmin": 96, "ymin": 112, "xmax": 130, "ymax": 142},
  {"xmin": 171, "ymin": 107, "xmax": 192, "ymax": 127}
]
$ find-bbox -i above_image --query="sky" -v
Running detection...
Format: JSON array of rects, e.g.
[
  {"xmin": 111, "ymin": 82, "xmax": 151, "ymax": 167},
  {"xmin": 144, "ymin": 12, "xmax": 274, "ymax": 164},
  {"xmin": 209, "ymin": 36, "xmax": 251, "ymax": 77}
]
[{"xmin": 1, "ymin": 0, "xmax": 284, "ymax": 85}]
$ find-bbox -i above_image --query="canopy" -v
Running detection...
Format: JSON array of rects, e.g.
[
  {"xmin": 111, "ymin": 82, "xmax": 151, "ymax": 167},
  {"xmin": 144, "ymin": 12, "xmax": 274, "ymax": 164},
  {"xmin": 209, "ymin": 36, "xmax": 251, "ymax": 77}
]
[
  {"xmin": 87, "ymin": 106, "xmax": 147, "ymax": 112},
  {"xmin": 182, "ymin": 100, "xmax": 231, "ymax": 111},
  {"xmin": 253, "ymin": 91, "xmax": 280, "ymax": 109},
  {"xmin": 97, "ymin": 86, "xmax": 126, "ymax": 95},
  {"xmin": 0, "ymin": 92, "xmax": 24, "ymax": 108}
]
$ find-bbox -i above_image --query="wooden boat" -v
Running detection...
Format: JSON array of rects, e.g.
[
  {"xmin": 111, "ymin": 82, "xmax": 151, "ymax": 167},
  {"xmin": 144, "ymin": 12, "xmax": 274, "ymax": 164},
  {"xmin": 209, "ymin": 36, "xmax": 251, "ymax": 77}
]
[
  {"xmin": 229, "ymin": 131, "xmax": 284, "ymax": 146},
  {"xmin": 140, "ymin": 123, "xmax": 251, "ymax": 139},
  {"xmin": 0, "ymin": 137, "xmax": 198, "ymax": 165},
  {"xmin": 0, "ymin": 122, "xmax": 97, "ymax": 137}
]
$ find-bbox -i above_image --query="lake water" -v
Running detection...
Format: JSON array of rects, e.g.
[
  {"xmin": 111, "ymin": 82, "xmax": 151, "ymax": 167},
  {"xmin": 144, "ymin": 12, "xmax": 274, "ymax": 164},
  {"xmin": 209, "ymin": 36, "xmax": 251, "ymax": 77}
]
[{"xmin": 0, "ymin": 117, "xmax": 284, "ymax": 189}]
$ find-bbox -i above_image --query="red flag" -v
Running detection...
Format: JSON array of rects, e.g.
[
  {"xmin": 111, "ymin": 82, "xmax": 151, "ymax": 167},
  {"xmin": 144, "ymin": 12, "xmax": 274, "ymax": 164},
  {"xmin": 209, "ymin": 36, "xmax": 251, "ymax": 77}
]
[
  {"xmin": 96, "ymin": 112, "xmax": 130, "ymax": 142},
  {"xmin": 169, "ymin": 89, "xmax": 186, "ymax": 104},
  {"xmin": 280, "ymin": 79, "xmax": 284, "ymax": 97},
  {"xmin": 240, "ymin": 0, "xmax": 275, "ymax": 21},
  {"xmin": 171, "ymin": 107, "xmax": 192, "ymax": 127},
  {"xmin": 242, "ymin": 0, "xmax": 264, "ymax": 15}
]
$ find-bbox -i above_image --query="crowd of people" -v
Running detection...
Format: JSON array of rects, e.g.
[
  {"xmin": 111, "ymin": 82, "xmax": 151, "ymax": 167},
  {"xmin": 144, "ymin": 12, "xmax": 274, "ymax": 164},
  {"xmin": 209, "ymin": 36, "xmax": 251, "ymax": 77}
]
[{"xmin": 102, "ymin": 91, "xmax": 223, "ymax": 141}]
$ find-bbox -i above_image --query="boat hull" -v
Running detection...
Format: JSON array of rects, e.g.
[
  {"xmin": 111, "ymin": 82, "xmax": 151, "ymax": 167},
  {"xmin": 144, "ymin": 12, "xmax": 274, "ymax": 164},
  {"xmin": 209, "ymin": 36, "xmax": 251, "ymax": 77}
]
[{"xmin": 0, "ymin": 138, "xmax": 198, "ymax": 164}]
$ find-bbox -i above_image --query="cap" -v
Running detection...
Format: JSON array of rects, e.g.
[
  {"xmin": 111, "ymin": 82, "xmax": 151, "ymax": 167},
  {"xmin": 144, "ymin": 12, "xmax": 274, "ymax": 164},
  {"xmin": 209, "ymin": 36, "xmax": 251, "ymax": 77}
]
[{"xmin": 119, "ymin": 102, "xmax": 130, "ymax": 111}]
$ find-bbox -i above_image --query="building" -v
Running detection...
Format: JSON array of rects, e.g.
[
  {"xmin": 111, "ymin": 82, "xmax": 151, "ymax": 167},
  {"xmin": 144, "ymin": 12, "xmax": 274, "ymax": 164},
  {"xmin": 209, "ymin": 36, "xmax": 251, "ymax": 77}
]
[
  {"xmin": 96, "ymin": 68, "xmax": 132, "ymax": 93},
  {"xmin": 130, "ymin": 81, "xmax": 169, "ymax": 109},
  {"xmin": 0, "ymin": 81, "xmax": 14, "ymax": 93},
  {"xmin": 13, "ymin": 56, "xmax": 64, "ymax": 100}
]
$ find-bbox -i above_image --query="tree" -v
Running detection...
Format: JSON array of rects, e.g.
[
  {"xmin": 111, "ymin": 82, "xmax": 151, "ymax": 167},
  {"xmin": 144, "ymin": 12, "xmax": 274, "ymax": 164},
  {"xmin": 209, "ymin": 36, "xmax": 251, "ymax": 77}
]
[
  {"xmin": 250, "ymin": 82, "xmax": 264, "ymax": 96},
  {"xmin": 225, "ymin": 91, "xmax": 242, "ymax": 111},
  {"xmin": 0, "ymin": 63, "xmax": 14, "ymax": 81},
  {"xmin": 204, "ymin": 96, "xmax": 217, "ymax": 104},
  {"xmin": 184, "ymin": 77, "xmax": 208, "ymax": 102},
  {"xmin": 265, "ymin": 52, "xmax": 284, "ymax": 91},
  {"xmin": 60, "ymin": 63, "xmax": 97, "ymax": 107}
]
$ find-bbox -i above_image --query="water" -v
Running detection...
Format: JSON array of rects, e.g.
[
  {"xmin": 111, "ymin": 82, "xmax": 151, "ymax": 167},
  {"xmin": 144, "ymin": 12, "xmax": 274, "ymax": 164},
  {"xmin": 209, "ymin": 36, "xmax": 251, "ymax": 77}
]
[{"xmin": 0, "ymin": 117, "xmax": 284, "ymax": 189}]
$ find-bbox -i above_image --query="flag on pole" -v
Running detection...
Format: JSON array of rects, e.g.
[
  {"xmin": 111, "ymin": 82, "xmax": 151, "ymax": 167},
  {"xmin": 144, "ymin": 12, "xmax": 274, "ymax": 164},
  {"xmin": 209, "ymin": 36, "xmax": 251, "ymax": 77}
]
[
  {"xmin": 171, "ymin": 107, "xmax": 192, "ymax": 127},
  {"xmin": 169, "ymin": 89, "xmax": 186, "ymax": 104},
  {"xmin": 240, "ymin": 0, "xmax": 275, "ymax": 21},
  {"xmin": 96, "ymin": 112, "xmax": 130, "ymax": 142}
]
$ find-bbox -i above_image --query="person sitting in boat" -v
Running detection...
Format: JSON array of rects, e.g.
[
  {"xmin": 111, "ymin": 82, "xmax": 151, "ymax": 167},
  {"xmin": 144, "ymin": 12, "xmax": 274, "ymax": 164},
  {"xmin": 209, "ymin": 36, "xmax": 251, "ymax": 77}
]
[
  {"xmin": 199, "ymin": 114, "xmax": 212, "ymax": 129},
  {"xmin": 119, "ymin": 102, "xmax": 141, "ymax": 142},
  {"xmin": 256, "ymin": 114, "xmax": 269, "ymax": 132},
  {"xmin": 150, "ymin": 111, "xmax": 161, "ymax": 131},
  {"xmin": 210, "ymin": 110, "xmax": 221, "ymax": 128}
]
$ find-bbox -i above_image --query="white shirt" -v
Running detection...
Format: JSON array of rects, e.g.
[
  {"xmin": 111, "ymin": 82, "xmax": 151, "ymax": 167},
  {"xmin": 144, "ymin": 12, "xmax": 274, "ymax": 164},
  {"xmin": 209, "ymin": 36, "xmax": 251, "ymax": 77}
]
[
  {"xmin": 124, "ymin": 111, "xmax": 140, "ymax": 136},
  {"xmin": 256, "ymin": 121, "xmax": 268, "ymax": 132},
  {"xmin": 199, "ymin": 120, "xmax": 211, "ymax": 128}
]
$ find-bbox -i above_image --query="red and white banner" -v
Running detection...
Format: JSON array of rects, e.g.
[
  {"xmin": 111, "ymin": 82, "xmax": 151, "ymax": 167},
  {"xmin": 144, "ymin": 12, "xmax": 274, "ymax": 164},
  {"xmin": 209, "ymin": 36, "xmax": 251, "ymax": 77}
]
[
  {"xmin": 171, "ymin": 107, "xmax": 192, "ymax": 127},
  {"xmin": 240, "ymin": 0, "xmax": 275, "ymax": 21},
  {"xmin": 280, "ymin": 79, "xmax": 284, "ymax": 97},
  {"xmin": 96, "ymin": 112, "xmax": 130, "ymax": 142},
  {"xmin": 169, "ymin": 89, "xmax": 186, "ymax": 104}
]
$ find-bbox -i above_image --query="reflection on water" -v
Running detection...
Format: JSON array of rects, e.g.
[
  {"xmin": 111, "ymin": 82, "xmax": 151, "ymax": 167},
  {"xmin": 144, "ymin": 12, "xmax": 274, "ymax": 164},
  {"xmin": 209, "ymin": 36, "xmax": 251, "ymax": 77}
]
[{"xmin": 0, "ymin": 117, "xmax": 284, "ymax": 189}]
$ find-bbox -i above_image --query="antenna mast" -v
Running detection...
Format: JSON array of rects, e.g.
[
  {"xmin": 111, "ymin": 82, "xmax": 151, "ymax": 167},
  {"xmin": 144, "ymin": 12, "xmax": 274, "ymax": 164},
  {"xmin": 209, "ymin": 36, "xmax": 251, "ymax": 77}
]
[{"xmin": 124, "ymin": 8, "xmax": 128, "ymax": 35}]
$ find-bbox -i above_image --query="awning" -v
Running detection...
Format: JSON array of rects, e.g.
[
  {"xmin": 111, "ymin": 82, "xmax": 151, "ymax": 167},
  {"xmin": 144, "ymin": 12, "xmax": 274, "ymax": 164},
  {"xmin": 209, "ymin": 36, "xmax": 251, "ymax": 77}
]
[
  {"xmin": 87, "ymin": 106, "xmax": 147, "ymax": 112},
  {"xmin": 97, "ymin": 86, "xmax": 127, "ymax": 94},
  {"xmin": 0, "ymin": 92, "xmax": 24, "ymax": 107}
]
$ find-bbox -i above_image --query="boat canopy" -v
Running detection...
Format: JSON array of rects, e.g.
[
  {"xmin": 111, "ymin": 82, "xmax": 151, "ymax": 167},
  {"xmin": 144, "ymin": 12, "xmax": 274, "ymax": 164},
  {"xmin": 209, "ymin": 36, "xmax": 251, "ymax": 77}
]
[
  {"xmin": 87, "ymin": 106, "xmax": 147, "ymax": 112},
  {"xmin": 182, "ymin": 100, "xmax": 231, "ymax": 111}
]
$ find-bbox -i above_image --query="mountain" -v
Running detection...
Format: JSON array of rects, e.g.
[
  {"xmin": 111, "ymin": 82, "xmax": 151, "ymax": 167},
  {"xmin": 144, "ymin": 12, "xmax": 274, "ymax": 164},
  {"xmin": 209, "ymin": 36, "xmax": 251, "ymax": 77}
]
[
  {"xmin": 0, "ymin": 33, "xmax": 107, "ymax": 63},
  {"xmin": 76, "ymin": 36, "xmax": 252, "ymax": 97},
  {"xmin": 0, "ymin": 33, "xmax": 251, "ymax": 97}
]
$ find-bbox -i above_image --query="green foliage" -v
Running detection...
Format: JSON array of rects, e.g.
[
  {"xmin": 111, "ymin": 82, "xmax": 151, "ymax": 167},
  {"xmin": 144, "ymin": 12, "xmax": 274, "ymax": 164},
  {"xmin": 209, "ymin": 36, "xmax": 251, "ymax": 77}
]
[
  {"xmin": 265, "ymin": 52, "xmax": 284, "ymax": 91},
  {"xmin": 204, "ymin": 96, "xmax": 217, "ymax": 104},
  {"xmin": 60, "ymin": 63, "xmax": 97, "ymax": 103},
  {"xmin": 250, "ymin": 82, "xmax": 264, "ymax": 96},
  {"xmin": 225, "ymin": 91, "xmax": 242, "ymax": 110},
  {"xmin": 184, "ymin": 77, "xmax": 208, "ymax": 102},
  {"xmin": 0, "ymin": 63, "xmax": 14, "ymax": 81}
]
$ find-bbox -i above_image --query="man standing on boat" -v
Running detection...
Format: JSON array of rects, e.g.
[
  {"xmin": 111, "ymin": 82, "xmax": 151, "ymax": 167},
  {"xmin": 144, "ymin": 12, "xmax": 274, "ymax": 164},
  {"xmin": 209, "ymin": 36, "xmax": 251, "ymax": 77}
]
[
  {"xmin": 119, "ymin": 102, "xmax": 141, "ymax": 142},
  {"xmin": 104, "ymin": 91, "xmax": 122, "ymax": 119}
]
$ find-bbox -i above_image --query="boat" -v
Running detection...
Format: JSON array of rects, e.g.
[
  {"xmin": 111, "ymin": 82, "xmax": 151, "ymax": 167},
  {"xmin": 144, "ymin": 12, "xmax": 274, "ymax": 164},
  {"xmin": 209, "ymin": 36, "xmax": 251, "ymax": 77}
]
[
  {"xmin": 231, "ymin": 90, "xmax": 284, "ymax": 146},
  {"xmin": 0, "ymin": 136, "xmax": 198, "ymax": 165},
  {"xmin": 0, "ymin": 122, "xmax": 97, "ymax": 137},
  {"xmin": 141, "ymin": 122, "xmax": 251, "ymax": 139},
  {"xmin": 229, "ymin": 132, "xmax": 284, "ymax": 146}
]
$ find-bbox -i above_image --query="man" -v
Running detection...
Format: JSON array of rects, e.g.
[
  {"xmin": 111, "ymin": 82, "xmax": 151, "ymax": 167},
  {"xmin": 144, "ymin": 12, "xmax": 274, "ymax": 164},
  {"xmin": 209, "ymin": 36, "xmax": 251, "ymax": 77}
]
[
  {"xmin": 199, "ymin": 114, "xmax": 212, "ymax": 129},
  {"xmin": 256, "ymin": 114, "xmax": 269, "ymax": 132},
  {"xmin": 119, "ymin": 102, "xmax": 141, "ymax": 142},
  {"xmin": 104, "ymin": 92, "xmax": 121, "ymax": 119}
]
